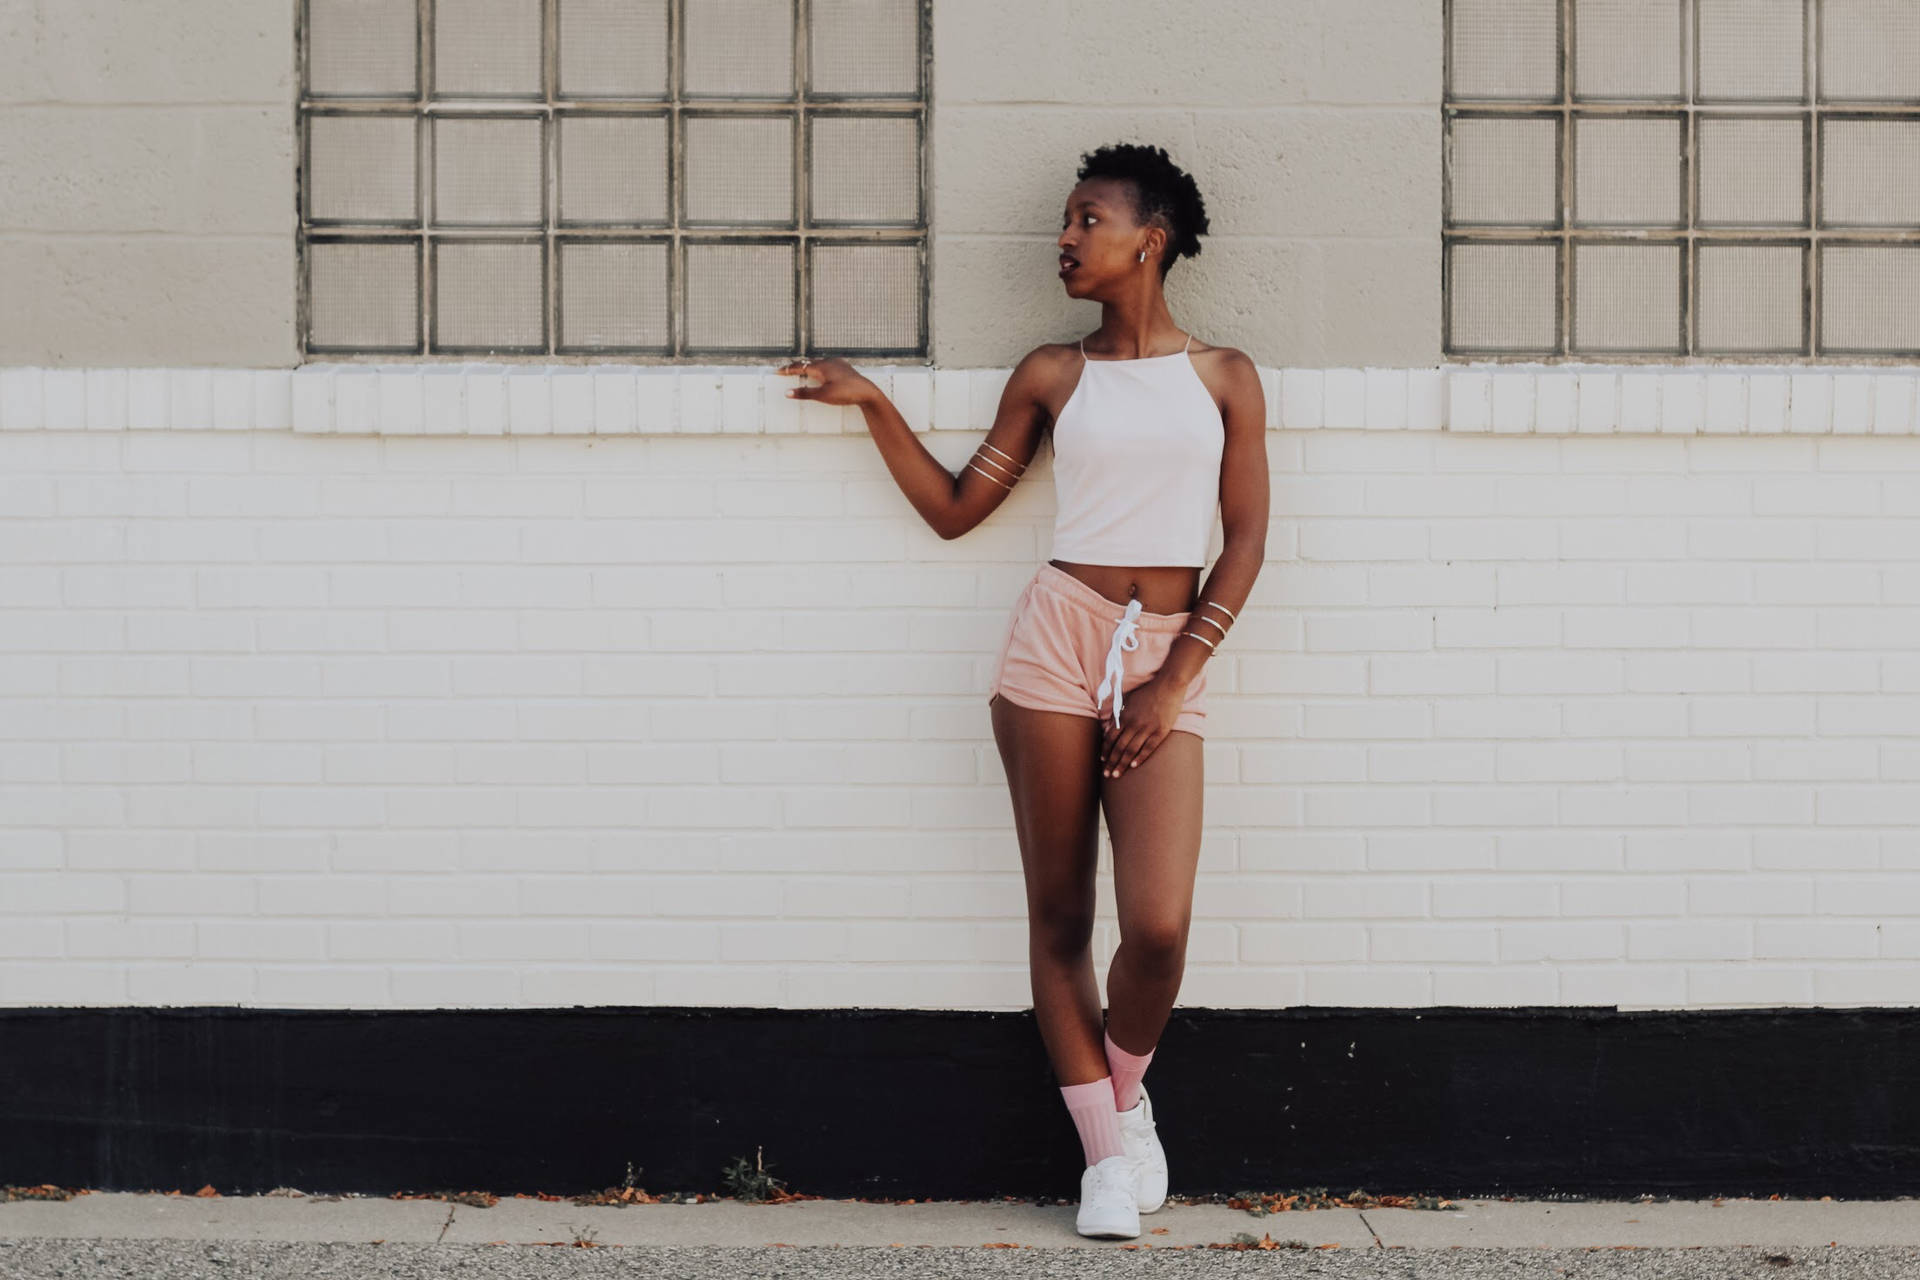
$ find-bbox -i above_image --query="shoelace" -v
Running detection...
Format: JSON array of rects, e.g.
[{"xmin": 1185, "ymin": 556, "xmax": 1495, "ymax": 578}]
[
  {"xmin": 1091, "ymin": 1157, "xmax": 1141, "ymax": 1195},
  {"xmin": 1094, "ymin": 598, "xmax": 1144, "ymax": 730}
]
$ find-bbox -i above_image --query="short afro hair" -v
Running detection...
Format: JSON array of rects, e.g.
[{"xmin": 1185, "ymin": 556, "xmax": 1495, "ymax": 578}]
[{"xmin": 1074, "ymin": 142, "xmax": 1210, "ymax": 277}]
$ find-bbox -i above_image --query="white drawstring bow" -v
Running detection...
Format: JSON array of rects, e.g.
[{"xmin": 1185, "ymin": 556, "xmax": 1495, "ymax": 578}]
[{"xmin": 1095, "ymin": 598, "xmax": 1144, "ymax": 730}]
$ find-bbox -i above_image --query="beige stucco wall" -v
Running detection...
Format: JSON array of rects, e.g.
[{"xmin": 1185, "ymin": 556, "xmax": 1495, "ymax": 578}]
[
  {"xmin": 0, "ymin": 0, "xmax": 1441, "ymax": 369},
  {"xmin": 0, "ymin": 0, "xmax": 297, "ymax": 366}
]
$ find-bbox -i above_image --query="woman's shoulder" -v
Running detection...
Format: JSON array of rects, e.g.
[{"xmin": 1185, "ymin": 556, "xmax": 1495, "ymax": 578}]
[
  {"xmin": 1016, "ymin": 339, "xmax": 1083, "ymax": 367},
  {"xmin": 1191, "ymin": 340, "xmax": 1260, "ymax": 394},
  {"xmin": 1189, "ymin": 337, "xmax": 1249, "ymax": 365},
  {"xmin": 1005, "ymin": 341, "xmax": 1084, "ymax": 392}
]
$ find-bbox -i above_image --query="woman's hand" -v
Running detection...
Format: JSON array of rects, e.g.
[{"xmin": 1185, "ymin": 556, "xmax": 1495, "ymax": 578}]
[
  {"xmin": 776, "ymin": 357, "xmax": 876, "ymax": 408},
  {"xmin": 1100, "ymin": 674, "xmax": 1187, "ymax": 778}
]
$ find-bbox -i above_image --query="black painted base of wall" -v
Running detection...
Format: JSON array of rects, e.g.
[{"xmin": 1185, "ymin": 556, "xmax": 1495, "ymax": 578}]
[{"xmin": 4, "ymin": 1006, "xmax": 1917, "ymax": 1201}]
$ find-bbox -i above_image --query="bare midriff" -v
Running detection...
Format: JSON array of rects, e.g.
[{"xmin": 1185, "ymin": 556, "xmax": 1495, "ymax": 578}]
[{"xmin": 1046, "ymin": 560, "xmax": 1202, "ymax": 616}]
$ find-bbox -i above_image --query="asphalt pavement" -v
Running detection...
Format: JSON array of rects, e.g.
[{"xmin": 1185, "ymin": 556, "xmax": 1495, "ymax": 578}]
[{"xmin": 2, "ymin": 1188, "xmax": 1917, "ymax": 1277}]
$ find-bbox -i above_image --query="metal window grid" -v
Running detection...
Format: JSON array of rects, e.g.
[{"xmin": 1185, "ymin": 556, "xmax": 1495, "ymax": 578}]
[
  {"xmin": 1443, "ymin": 0, "xmax": 1920, "ymax": 362},
  {"xmin": 296, "ymin": 0, "xmax": 932, "ymax": 361}
]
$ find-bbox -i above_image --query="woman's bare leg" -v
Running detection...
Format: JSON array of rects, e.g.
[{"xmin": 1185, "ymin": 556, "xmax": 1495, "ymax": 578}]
[
  {"xmin": 1100, "ymin": 728, "xmax": 1205, "ymax": 1054},
  {"xmin": 990, "ymin": 693, "xmax": 1108, "ymax": 1085}
]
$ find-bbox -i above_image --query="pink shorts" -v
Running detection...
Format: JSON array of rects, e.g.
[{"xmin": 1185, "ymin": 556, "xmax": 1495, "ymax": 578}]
[{"xmin": 986, "ymin": 562, "xmax": 1208, "ymax": 739}]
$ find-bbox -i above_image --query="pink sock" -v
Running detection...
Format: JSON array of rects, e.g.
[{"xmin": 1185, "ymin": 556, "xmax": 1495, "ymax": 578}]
[
  {"xmin": 1104, "ymin": 1028, "xmax": 1156, "ymax": 1113},
  {"xmin": 1059, "ymin": 1077, "xmax": 1126, "ymax": 1167}
]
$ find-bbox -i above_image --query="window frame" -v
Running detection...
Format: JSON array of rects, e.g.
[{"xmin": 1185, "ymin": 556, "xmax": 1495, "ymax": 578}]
[
  {"xmin": 295, "ymin": 0, "xmax": 933, "ymax": 363},
  {"xmin": 1442, "ymin": 0, "xmax": 1920, "ymax": 363}
]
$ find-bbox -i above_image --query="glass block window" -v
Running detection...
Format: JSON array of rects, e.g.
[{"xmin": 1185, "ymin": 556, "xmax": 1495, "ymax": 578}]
[
  {"xmin": 1444, "ymin": 0, "xmax": 1920, "ymax": 360},
  {"xmin": 297, "ymin": 0, "xmax": 930, "ymax": 359}
]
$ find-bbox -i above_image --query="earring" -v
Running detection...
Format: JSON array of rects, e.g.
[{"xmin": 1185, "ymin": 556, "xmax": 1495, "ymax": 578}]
[{"xmin": 1137, "ymin": 250, "xmax": 1145, "ymax": 262}]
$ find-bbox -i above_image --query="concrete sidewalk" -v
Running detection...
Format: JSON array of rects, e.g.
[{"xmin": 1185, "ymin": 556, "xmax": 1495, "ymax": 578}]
[{"xmin": 2, "ymin": 1188, "xmax": 1918, "ymax": 1251}]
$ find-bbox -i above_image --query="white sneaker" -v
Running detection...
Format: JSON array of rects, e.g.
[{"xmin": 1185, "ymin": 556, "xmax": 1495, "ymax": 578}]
[
  {"xmin": 1117, "ymin": 1083, "xmax": 1167, "ymax": 1212},
  {"xmin": 1074, "ymin": 1154, "xmax": 1142, "ymax": 1239}
]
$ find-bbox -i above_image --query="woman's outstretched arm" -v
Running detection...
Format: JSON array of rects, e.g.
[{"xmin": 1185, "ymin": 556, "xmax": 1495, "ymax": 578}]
[{"xmin": 777, "ymin": 348, "xmax": 1056, "ymax": 541}]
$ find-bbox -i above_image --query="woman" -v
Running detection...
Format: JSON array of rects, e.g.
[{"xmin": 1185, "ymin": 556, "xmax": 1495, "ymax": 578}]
[{"xmin": 777, "ymin": 142, "xmax": 1268, "ymax": 1240}]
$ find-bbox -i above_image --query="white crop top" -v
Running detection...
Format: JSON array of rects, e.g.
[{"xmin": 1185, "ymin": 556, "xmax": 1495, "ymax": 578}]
[{"xmin": 1048, "ymin": 333, "xmax": 1225, "ymax": 568}]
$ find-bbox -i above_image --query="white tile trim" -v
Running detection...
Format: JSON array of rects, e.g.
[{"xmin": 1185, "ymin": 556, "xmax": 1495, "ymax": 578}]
[{"xmin": 0, "ymin": 364, "xmax": 1916, "ymax": 435}]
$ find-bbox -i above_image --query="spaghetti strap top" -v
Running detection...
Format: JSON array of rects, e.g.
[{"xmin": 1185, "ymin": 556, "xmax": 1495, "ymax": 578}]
[{"xmin": 1048, "ymin": 332, "xmax": 1225, "ymax": 568}]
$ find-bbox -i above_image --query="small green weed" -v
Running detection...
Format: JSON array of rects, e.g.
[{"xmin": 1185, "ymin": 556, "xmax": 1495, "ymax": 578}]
[{"xmin": 720, "ymin": 1145, "xmax": 790, "ymax": 1202}]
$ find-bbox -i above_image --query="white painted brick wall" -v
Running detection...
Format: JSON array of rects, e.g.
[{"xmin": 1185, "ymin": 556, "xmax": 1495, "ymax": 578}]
[{"xmin": 3, "ymin": 364, "xmax": 1920, "ymax": 1012}]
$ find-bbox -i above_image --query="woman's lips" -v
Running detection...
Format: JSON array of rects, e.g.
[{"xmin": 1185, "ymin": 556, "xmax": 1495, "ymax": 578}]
[{"xmin": 1059, "ymin": 257, "xmax": 1079, "ymax": 276}]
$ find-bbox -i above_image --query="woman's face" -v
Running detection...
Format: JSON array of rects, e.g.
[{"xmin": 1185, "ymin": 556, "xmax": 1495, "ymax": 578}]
[{"xmin": 1057, "ymin": 179, "xmax": 1150, "ymax": 296}]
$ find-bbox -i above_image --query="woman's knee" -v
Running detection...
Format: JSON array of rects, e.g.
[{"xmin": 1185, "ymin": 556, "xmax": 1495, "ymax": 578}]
[
  {"xmin": 1028, "ymin": 909, "xmax": 1096, "ymax": 964},
  {"xmin": 1118, "ymin": 919, "xmax": 1188, "ymax": 975}
]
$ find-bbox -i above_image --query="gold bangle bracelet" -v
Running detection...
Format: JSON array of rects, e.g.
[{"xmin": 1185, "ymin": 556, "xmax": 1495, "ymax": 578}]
[
  {"xmin": 1191, "ymin": 613, "xmax": 1228, "ymax": 637},
  {"xmin": 1195, "ymin": 599, "xmax": 1237, "ymax": 623},
  {"xmin": 969, "ymin": 453, "xmax": 1021, "ymax": 482},
  {"xmin": 964, "ymin": 460, "xmax": 1015, "ymax": 490},
  {"xmin": 1180, "ymin": 629, "xmax": 1217, "ymax": 650},
  {"xmin": 979, "ymin": 441, "xmax": 1024, "ymax": 469}
]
